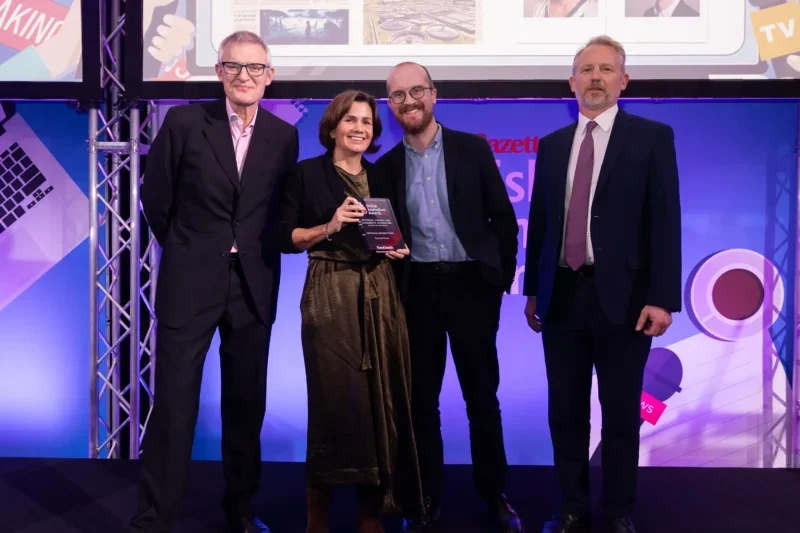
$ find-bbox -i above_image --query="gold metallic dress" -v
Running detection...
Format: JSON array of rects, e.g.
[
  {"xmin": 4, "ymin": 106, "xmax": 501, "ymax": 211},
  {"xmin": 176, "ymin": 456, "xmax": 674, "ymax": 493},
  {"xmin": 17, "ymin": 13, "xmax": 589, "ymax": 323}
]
[{"xmin": 300, "ymin": 165, "xmax": 423, "ymax": 517}]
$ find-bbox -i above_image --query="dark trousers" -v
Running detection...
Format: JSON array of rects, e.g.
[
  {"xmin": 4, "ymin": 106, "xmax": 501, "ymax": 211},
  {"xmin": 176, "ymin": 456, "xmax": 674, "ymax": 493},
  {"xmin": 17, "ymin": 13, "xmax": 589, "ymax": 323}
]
[
  {"xmin": 405, "ymin": 261, "xmax": 508, "ymax": 509},
  {"xmin": 542, "ymin": 266, "xmax": 651, "ymax": 517},
  {"xmin": 130, "ymin": 256, "xmax": 272, "ymax": 532}
]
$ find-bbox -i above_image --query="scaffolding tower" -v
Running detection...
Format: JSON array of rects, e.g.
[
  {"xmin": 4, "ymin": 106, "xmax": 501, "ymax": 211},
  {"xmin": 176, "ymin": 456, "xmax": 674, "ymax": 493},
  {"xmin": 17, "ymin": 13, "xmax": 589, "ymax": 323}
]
[{"xmin": 89, "ymin": 0, "xmax": 157, "ymax": 460}]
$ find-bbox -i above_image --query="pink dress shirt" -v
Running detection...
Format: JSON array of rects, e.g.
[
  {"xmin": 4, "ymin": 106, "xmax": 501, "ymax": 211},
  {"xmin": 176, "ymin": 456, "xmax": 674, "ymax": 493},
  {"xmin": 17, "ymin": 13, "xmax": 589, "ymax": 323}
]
[{"xmin": 226, "ymin": 98, "xmax": 257, "ymax": 252}]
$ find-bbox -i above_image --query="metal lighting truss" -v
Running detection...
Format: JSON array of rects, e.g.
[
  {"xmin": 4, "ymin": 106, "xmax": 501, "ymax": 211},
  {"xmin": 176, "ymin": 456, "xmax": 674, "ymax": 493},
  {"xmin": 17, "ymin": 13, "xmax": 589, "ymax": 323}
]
[
  {"xmin": 763, "ymin": 117, "xmax": 797, "ymax": 469},
  {"xmin": 89, "ymin": 0, "xmax": 157, "ymax": 460},
  {"xmin": 793, "ymin": 109, "xmax": 800, "ymax": 468}
]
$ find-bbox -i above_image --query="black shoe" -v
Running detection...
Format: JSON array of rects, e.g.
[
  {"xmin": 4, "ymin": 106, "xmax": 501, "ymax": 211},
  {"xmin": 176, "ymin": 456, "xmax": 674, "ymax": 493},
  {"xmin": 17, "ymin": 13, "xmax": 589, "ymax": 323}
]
[
  {"xmin": 487, "ymin": 494, "xmax": 523, "ymax": 533},
  {"xmin": 227, "ymin": 515, "xmax": 270, "ymax": 533},
  {"xmin": 402, "ymin": 498, "xmax": 440, "ymax": 532},
  {"xmin": 541, "ymin": 513, "xmax": 590, "ymax": 533},
  {"xmin": 605, "ymin": 515, "xmax": 636, "ymax": 533},
  {"xmin": 401, "ymin": 517, "xmax": 429, "ymax": 532}
]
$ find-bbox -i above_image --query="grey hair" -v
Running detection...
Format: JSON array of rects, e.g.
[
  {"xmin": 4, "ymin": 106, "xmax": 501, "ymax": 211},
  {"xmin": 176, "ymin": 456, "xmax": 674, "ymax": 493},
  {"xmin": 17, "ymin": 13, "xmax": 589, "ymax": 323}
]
[
  {"xmin": 217, "ymin": 31, "xmax": 271, "ymax": 65},
  {"xmin": 573, "ymin": 35, "xmax": 626, "ymax": 73}
]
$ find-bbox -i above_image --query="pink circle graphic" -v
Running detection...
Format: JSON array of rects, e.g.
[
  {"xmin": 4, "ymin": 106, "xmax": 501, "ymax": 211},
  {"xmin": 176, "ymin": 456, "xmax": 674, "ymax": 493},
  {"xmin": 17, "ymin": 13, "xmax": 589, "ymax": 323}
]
[{"xmin": 687, "ymin": 249, "xmax": 783, "ymax": 341}]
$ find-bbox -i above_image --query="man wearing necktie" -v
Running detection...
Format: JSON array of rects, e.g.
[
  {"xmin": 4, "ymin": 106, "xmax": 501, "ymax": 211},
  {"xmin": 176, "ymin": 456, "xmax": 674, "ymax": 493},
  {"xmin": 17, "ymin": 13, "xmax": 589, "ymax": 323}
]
[{"xmin": 523, "ymin": 35, "xmax": 682, "ymax": 533}]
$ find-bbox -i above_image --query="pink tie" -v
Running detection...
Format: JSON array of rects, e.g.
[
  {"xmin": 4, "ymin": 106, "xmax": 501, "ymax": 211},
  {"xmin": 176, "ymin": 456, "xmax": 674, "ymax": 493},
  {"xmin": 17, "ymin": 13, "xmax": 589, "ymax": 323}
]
[{"xmin": 564, "ymin": 121, "xmax": 597, "ymax": 270}]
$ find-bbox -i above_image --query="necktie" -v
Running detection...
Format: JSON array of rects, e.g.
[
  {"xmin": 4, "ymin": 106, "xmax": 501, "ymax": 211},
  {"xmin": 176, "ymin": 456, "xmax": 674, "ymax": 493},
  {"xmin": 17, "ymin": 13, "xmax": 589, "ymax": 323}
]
[{"xmin": 564, "ymin": 120, "xmax": 597, "ymax": 270}]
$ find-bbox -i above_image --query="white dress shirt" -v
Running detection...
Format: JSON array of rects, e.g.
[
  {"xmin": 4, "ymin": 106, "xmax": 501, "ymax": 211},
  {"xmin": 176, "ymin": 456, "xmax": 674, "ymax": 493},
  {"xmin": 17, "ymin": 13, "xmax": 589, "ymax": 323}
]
[
  {"xmin": 559, "ymin": 104, "xmax": 618, "ymax": 266},
  {"xmin": 653, "ymin": 0, "xmax": 681, "ymax": 17},
  {"xmin": 529, "ymin": 0, "xmax": 598, "ymax": 18}
]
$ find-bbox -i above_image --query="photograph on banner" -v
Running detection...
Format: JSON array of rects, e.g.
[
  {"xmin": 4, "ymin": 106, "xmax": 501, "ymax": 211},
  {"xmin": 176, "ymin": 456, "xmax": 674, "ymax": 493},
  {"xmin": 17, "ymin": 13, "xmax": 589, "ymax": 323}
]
[
  {"xmin": 259, "ymin": 4, "xmax": 349, "ymax": 45},
  {"xmin": 516, "ymin": 0, "xmax": 606, "ymax": 44},
  {"xmin": 523, "ymin": 0, "xmax": 599, "ymax": 18},
  {"xmin": 363, "ymin": 0, "xmax": 480, "ymax": 45},
  {"xmin": 141, "ymin": 0, "xmax": 800, "ymax": 80},
  {"xmin": 0, "ymin": 0, "xmax": 82, "ymax": 82},
  {"xmin": 625, "ymin": 0, "xmax": 700, "ymax": 17},
  {"xmin": 606, "ymin": 0, "xmax": 708, "ymax": 44}
]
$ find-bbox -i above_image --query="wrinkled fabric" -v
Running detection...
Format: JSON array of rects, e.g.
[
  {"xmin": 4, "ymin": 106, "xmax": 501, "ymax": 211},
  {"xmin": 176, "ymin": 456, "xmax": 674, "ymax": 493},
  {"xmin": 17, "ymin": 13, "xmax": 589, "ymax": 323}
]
[{"xmin": 300, "ymin": 166, "xmax": 424, "ymax": 517}]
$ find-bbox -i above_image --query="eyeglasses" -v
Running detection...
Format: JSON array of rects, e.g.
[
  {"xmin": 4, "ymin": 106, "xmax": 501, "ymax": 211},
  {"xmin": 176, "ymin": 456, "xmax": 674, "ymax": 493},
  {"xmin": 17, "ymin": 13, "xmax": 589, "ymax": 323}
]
[
  {"xmin": 220, "ymin": 62, "xmax": 270, "ymax": 77},
  {"xmin": 389, "ymin": 86, "xmax": 433, "ymax": 104}
]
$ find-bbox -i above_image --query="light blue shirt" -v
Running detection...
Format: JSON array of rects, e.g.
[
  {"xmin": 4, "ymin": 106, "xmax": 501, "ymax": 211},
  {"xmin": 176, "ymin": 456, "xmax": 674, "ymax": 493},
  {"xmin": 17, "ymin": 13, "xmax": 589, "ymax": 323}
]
[{"xmin": 403, "ymin": 124, "xmax": 469, "ymax": 263}]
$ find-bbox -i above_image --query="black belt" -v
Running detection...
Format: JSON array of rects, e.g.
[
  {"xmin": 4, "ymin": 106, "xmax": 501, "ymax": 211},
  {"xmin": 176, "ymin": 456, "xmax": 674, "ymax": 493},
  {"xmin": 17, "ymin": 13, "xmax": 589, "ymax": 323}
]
[
  {"xmin": 220, "ymin": 251, "xmax": 240, "ymax": 263},
  {"xmin": 559, "ymin": 264, "xmax": 594, "ymax": 276},
  {"xmin": 411, "ymin": 261, "xmax": 478, "ymax": 274}
]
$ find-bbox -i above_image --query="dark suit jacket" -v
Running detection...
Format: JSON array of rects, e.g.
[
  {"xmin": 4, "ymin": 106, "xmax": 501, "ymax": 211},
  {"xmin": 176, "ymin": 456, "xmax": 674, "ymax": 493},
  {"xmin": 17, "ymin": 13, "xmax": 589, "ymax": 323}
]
[
  {"xmin": 376, "ymin": 125, "xmax": 519, "ymax": 298},
  {"xmin": 276, "ymin": 152, "xmax": 394, "ymax": 254},
  {"xmin": 644, "ymin": 0, "xmax": 698, "ymax": 17},
  {"xmin": 523, "ymin": 108, "xmax": 682, "ymax": 325},
  {"xmin": 141, "ymin": 98, "xmax": 299, "ymax": 328}
]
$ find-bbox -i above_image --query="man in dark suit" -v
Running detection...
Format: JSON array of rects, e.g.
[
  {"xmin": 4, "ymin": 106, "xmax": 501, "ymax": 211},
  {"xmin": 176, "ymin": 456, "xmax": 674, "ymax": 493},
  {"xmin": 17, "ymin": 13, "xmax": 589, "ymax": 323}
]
[
  {"xmin": 642, "ymin": 0, "xmax": 699, "ymax": 17},
  {"xmin": 524, "ymin": 35, "xmax": 681, "ymax": 533},
  {"xmin": 377, "ymin": 61, "xmax": 522, "ymax": 533},
  {"xmin": 130, "ymin": 31, "xmax": 298, "ymax": 533}
]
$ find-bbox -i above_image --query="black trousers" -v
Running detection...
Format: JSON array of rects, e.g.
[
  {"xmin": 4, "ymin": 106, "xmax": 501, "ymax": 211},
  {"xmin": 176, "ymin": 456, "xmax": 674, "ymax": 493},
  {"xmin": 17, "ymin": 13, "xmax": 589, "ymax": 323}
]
[
  {"xmin": 542, "ymin": 266, "xmax": 651, "ymax": 518},
  {"xmin": 130, "ymin": 256, "xmax": 273, "ymax": 532},
  {"xmin": 405, "ymin": 261, "xmax": 508, "ymax": 509}
]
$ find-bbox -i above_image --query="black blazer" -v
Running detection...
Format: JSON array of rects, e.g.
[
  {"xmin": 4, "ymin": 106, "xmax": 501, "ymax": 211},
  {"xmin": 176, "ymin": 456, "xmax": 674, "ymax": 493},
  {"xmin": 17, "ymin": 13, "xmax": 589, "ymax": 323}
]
[
  {"xmin": 523, "ymin": 108, "xmax": 682, "ymax": 325},
  {"xmin": 141, "ymin": 98, "xmax": 299, "ymax": 328},
  {"xmin": 276, "ymin": 152, "xmax": 394, "ymax": 254},
  {"xmin": 376, "ymin": 125, "xmax": 519, "ymax": 297},
  {"xmin": 643, "ymin": 0, "xmax": 698, "ymax": 17}
]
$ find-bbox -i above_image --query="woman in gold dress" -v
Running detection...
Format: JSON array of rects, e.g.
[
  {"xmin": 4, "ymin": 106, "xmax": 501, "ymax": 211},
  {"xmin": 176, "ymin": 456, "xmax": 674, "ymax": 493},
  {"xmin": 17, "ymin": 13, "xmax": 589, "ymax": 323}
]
[{"xmin": 277, "ymin": 90, "xmax": 424, "ymax": 532}]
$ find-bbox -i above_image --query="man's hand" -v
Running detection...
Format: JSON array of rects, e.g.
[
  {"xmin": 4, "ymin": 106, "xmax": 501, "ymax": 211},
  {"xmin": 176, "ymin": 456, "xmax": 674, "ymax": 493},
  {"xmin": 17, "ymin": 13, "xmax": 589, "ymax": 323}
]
[
  {"xmin": 524, "ymin": 296, "xmax": 541, "ymax": 333},
  {"xmin": 636, "ymin": 305, "xmax": 672, "ymax": 336}
]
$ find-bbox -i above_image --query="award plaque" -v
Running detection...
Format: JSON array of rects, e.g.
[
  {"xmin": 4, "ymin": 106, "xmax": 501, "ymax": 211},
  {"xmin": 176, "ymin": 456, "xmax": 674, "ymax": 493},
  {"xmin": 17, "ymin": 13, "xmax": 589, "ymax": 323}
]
[{"xmin": 357, "ymin": 198, "xmax": 405, "ymax": 253}]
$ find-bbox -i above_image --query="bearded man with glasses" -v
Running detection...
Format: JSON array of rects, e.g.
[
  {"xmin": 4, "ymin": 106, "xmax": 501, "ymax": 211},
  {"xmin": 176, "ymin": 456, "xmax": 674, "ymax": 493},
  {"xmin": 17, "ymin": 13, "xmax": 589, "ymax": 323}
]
[
  {"xmin": 376, "ymin": 61, "xmax": 522, "ymax": 533},
  {"xmin": 131, "ymin": 30, "xmax": 299, "ymax": 533}
]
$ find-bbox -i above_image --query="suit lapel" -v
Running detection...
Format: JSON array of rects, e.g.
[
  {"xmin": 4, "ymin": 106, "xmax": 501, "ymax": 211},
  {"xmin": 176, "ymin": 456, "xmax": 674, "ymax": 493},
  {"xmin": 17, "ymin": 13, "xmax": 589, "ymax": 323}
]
[
  {"xmin": 594, "ymin": 109, "xmax": 630, "ymax": 200},
  {"xmin": 365, "ymin": 159, "xmax": 381, "ymax": 199},
  {"xmin": 322, "ymin": 152, "xmax": 347, "ymax": 205},
  {"xmin": 239, "ymin": 106, "xmax": 278, "ymax": 193},
  {"xmin": 392, "ymin": 145, "xmax": 411, "ymax": 246},
  {"xmin": 441, "ymin": 126, "xmax": 459, "ymax": 202},
  {"xmin": 554, "ymin": 122, "xmax": 578, "ymax": 210},
  {"xmin": 202, "ymin": 100, "xmax": 240, "ymax": 192}
]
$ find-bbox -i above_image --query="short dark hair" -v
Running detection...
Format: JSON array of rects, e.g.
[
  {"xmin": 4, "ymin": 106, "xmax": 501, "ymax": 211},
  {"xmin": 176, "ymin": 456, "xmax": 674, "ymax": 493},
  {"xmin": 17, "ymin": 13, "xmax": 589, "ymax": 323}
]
[{"xmin": 319, "ymin": 90, "xmax": 382, "ymax": 154}]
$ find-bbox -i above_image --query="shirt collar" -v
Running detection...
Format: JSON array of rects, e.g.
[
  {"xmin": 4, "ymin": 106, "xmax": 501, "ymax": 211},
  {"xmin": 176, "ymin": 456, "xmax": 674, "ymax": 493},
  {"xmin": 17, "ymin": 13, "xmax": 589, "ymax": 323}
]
[
  {"xmin": 654, "ymin": 0, "xmax": 681, "ymax": 17},
  {"xmin": 577, "ymin": 104, "xmax": 618, "ymax": 134},
  {"xmin": 226, "ymin": 98, "xmax": 257, "ymax": 131},
  {"xmin": 546, "ymin": 0, "xmax": 591, "ymax": 17},
  {"xmin": 403, "ymin": 122, "xmax": 443, "ymax": 154}
]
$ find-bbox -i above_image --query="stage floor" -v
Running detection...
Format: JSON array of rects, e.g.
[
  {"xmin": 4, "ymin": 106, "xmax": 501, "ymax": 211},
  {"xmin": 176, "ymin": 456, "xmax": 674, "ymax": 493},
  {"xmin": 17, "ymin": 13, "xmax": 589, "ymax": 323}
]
[{"xmin": 1, "ymin": 458, "xmax": 798, "ymax": 532}]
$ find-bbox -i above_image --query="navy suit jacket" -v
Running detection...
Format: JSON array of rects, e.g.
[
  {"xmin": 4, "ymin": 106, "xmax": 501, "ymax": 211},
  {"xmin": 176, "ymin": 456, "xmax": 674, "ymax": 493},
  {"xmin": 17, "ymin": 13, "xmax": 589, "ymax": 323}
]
[{"xmin": 523, "ymin": 108, "xmax": 682, "ymax": 325}]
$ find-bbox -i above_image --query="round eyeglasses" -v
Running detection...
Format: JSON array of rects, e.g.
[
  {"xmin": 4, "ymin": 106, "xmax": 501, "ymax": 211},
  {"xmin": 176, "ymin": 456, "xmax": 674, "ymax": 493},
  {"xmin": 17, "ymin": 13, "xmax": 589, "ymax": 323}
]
[{"xmin": 389, "ymin": 86, "xmax": 433, "ymax": 104}]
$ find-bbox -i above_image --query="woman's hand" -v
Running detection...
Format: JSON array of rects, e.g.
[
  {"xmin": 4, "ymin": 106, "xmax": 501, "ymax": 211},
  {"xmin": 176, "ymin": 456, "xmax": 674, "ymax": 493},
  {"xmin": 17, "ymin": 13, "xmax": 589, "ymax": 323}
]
[
  {"xmin": 327, "ymin": 196, "xmax": 365, "ymax": 235},
  {"xmin": 386, "ymin": 245, "xmax": 410, "ymax": 260}
]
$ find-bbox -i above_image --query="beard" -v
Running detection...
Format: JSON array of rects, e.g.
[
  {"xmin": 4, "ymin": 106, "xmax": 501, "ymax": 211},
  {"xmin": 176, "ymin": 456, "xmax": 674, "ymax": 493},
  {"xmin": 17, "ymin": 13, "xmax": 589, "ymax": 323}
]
[
  {"xmin": 581, "ymin": 85, "xmax": 616, "ymax": 110},
  {"xmin": 397, "ymin": 103, "xmax": 434, "ymax": 135}
]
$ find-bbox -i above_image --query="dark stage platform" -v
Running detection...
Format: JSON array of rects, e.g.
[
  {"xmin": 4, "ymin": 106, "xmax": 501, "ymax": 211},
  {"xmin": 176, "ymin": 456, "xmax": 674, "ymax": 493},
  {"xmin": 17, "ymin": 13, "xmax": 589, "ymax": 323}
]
[{"xmin": 1, "ymin": 458, "xmax": 798, "ymax": 532}]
